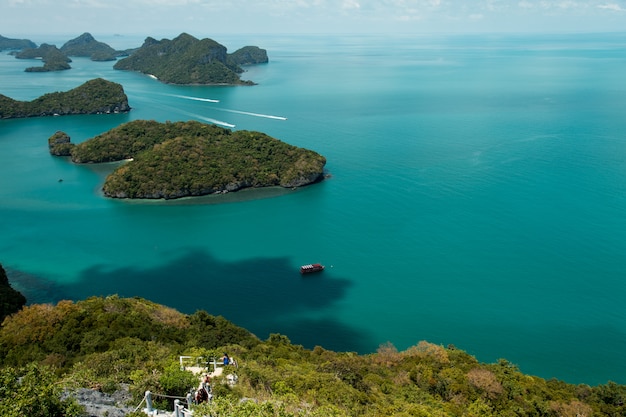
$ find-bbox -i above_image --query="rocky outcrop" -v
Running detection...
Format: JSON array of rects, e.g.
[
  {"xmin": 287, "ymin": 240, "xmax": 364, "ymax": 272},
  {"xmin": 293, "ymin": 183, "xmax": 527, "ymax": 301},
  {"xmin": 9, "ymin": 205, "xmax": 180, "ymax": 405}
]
[
  {"xmin": 228, "ymin": 46, "xmax": 269, "ymax": 67},
  {"xmin": 48, "ymin": 131, "xmax": 74, "ymax": 156},
  {"xmin": 62, "ymin": 385, "xmax": 134, "ymax": 417},
  {"xmin": 281, "ymin": 171, "xmax": 324, "ymax": 188}
]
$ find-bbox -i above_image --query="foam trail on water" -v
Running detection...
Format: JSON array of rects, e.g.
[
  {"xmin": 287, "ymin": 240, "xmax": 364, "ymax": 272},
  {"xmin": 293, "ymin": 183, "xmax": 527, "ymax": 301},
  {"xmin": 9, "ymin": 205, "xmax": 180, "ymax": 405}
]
[
  {"xmin": 184, "ymin": 111, "xmax": 236, "ymax": 128},
  {"xmin": 167, "ymin": 94, "xmax": 220, "ymax": 103},
  {"xmin": 216, "ymin": 108, "xmax": 287, "ymax": 120}
]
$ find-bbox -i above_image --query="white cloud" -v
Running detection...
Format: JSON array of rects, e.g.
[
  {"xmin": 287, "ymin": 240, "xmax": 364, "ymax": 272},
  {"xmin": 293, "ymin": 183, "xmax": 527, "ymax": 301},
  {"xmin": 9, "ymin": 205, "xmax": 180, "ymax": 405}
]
[
  {"xmin": 598, "ymin": 3, "xmax": 626, "ymax": 11},
  {"xmin": 342, "ymin": 0, "xmax": 361, "ymax": 10}
]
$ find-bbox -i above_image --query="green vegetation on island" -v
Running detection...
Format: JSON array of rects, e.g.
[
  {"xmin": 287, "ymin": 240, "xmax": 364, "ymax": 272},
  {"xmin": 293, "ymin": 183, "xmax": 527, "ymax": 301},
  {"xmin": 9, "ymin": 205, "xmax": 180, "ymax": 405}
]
[
  {"xmin": 1, "ymin": 288, "xmax": 625, "ymax": 417},
  {"xmin": 14, "ymin": 43, "xmax": 72, "ymax": 72},
  {"xmin": 60, "ymin": 32, "xmax": 118, "ymax": 61},
  {"xmin": 0, "ymin": 78, "xmax": 130, "ymax": 119},
  {"xmin": 113, "ymin": 33, "xmax": 268, "ymax": 85},
  {"xmin": 57, "ymin": 119, "xmax": 326, "ymax": 199},
  {"xmin": 0, "ymin": 34, "xmax": 36, "ymax": 50}
]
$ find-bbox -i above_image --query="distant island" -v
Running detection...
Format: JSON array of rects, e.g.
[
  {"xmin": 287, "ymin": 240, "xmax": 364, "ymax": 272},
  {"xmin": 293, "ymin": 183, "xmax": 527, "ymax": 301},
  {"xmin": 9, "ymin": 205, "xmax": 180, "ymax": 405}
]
[
  {"xmin": 14, "ymin": 43, "xmax": 72, "ymax": 72},
  {"xmin": 0, "ymin": 78, "xmax": 130, "ymax": 118},
  {"xmin": 59, "ymin": 32, "xmax": 119, "ymax": 61},
  {"xmin": 113, "ymin": 33, "xmax": 268, "ymax": 85},
  {"xmin": 51, "ymin": 120, "xmax": 326, "ymax": 199},
  {"xmin": 0, "ymin": 34, "xmax": 36, "ymax": 50},
  {"xmin": 11, "ymin": 33, "xmax": 125, "ymax": 71}
]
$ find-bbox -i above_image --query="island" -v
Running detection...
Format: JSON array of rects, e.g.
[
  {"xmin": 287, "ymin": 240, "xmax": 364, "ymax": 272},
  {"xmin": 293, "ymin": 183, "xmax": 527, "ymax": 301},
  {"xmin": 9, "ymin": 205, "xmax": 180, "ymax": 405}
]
[
  {"xmin": 0, "ymin": 78, "xmax": 130, "ymax": 119},
  {"xmin": 113, "ymin": 33, "xmax": 268, "ymax": 85},
  {"xmin": 0, "ymin": 34, "xmax": 36, "ymax": 50},
  {"xmin": 51, "ymin": 120, "xmax": 326, "ymax": 199},
  {"xmin": 60, "ymin": 32, "xmax": 118, "ymax": 61},
  {"xmin": 14, "ymin": 43, "xmax": 72, "ymax": 72}
]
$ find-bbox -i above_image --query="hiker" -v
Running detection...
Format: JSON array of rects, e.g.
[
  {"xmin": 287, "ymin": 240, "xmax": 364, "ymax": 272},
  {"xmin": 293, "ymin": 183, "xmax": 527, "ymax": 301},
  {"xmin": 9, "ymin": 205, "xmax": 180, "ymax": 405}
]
[
  {"xmin": 222, "ymin": 353, "xmax": 230, "ymax": 366},
  {"xmin": 195, "ymin": 374, "xmax": 211, "ymax": 404}
]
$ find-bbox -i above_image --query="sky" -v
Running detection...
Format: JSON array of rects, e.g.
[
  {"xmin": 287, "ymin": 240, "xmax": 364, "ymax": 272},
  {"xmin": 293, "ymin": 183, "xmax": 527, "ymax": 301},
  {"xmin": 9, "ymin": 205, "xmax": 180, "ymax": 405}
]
[{"xmin": 2, "ymin": 0, "xmax": 626, "ymax": 40}]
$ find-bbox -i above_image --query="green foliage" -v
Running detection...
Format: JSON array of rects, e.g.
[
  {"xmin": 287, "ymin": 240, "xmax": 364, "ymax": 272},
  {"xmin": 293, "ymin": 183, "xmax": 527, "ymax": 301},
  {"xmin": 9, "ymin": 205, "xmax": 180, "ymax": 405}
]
[
  {"xmin": 2, "ymin": 296, "xmax": 626, "ymax": 416},
  {"xmin": 0, "ymin": 78, "xmax": 130, "ymax": 118},
  {"xmin": 0, "ymin": 364, "xmax": 83, "ymax": 417},
  {"xmin": 159, "ymin": 362, "xmax": 198, "ymax": 397},
  {"xmin": 60, "ymin": 32, "xmax": 117, "ymax": 61},
  {"xmin": 0, "ymin": 295, "xmax": 254, "ymax": 371},
  {"xmin": 114, "ymin": 33, "xmax": 261, "ymax": 85},
  {"xmin": 48, "ymin": 131, "xmax": 74, "ymax": 156},
  {"xmin": 0, "ymin": 263, "xmax": 26, "ymax": 323},
  {"xmin": 14, "ymin": 43, "xmax": 72, "ymax": 72},
  {"xmin": 66, "ymin": 119, "xmax": 326, "ymax": 199}
]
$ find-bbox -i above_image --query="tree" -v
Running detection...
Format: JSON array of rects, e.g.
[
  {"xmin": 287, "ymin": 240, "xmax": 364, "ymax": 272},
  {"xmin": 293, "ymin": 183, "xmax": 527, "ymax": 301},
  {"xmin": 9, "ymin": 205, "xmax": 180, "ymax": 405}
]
[{"xmin": 0, "ymin": 364, "xmax": 83, "ymax": 417}]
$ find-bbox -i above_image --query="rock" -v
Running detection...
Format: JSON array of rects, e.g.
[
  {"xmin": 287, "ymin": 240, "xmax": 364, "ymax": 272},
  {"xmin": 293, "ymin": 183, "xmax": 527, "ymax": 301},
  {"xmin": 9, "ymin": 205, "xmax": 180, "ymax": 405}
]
[
  {"xmin": 62, "ymin": 385, "xmax": 134, "ymax": 417},
  {"xmin": 48, "ymin": 131, "xmax": 74, "ymax": 156}
]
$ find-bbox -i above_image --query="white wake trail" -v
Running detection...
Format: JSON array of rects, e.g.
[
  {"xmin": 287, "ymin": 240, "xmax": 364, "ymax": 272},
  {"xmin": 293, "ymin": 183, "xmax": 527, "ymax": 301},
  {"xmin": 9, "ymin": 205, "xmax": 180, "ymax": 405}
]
[
  {"xmin": 184, "ymin": 111, "xmax": 236, "ymax": 128},
  {"xmin": 216, "ymin": 108, "xmax": 287, "ymax": 120},
  {"xmin": 167, "ymin": 94, "xmax": 220, "ymax": 103}
]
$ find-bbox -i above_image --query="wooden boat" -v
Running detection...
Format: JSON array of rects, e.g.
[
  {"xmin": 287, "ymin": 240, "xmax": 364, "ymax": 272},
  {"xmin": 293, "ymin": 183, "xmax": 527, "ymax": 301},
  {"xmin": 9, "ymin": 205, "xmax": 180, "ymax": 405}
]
[{"xmin": 300, "ymin": 263, "xmax": 325, "ymax": 274}]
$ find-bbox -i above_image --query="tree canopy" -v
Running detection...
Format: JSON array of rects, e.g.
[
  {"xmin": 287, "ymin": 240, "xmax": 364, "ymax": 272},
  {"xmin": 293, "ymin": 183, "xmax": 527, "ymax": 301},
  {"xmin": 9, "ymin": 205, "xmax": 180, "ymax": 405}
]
[
  {"xmin": 114, "ymin": 33, "xmax": 266, "ymax": 85},
  {"xmin": 61, "ymin": 120, "xmax": 326, "ymax": 199},
  {"xmin": 0, "ymin": 78, "xmax": 130, "ymax": 119},
  {"xmin": 1, "ymin": 294, "xmax": 625, "ymax": 416}
]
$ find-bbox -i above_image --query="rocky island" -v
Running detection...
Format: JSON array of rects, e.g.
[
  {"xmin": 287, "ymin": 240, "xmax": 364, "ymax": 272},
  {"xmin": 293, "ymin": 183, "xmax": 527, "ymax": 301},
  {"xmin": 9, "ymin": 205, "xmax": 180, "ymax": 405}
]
[
  {"xmin": 113, "ymin": 33, "xmax": 268, "ymax": 85},
  {"xmin": 60, "ymin": 32, "xmax": 119, "ymax": 61},
  {"xmin": 14, "ymin": 43, "xmax": 72, "ymax": 72},
  {"xmin": 0, "ymin": 78, "xmax": 130, "ymax": 119},
  {"xmin": 0, "ymin": 34, "xmax": 36, "ymax": 50},
  {"xmin": 52, "ymin": 120, "xmax": 326, "ymax": 199}
]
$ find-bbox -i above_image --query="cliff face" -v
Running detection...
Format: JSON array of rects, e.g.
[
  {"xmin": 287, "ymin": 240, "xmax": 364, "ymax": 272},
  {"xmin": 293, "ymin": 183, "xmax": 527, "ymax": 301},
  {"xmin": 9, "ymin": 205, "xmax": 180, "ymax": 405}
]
[{"xmin": 113, "ymin": 33, "xmax": 265, "ymax": 85}]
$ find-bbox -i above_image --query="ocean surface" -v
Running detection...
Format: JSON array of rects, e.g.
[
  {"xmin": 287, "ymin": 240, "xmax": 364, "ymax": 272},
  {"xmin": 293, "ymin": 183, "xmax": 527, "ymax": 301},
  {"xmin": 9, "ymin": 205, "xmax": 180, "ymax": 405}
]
[{"xmin": 1, "ymin": 32, "xmax": 625, "ymax": 386}]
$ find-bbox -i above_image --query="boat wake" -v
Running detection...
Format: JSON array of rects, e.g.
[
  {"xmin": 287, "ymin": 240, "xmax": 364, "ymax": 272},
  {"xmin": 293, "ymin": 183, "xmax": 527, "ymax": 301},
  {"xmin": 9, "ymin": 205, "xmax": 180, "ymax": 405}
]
[
  {"xmin": 214, "ymin": 108, "xmax": 287, "ymax": 121},
  {"xmin": 184, "ymin": 111, "xmax": 236, "ymax": 128},
  {"xmin": 167, "ymin": 94, "xmax": 220, "ymax": 103}
]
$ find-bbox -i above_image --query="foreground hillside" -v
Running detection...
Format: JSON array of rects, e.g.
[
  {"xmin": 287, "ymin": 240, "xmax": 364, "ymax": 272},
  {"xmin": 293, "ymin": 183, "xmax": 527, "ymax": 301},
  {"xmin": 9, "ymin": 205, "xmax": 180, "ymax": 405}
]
[{"xmin": 1, "ymin": 295, "xmax": 625, "ymax": 417}]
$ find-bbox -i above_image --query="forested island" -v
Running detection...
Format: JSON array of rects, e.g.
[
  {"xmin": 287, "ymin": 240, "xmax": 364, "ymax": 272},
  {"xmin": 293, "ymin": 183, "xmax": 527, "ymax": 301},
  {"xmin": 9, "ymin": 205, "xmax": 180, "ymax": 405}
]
[
  {"xmin": 1, "ymin": 279, "xmax": 625, "ymax": 416},
  {"xmin": 0, "ymin": 78, "xmax": 130, "ymax": 118},
  {"xmin": 59, "ymin": 32, "xmax": 120, "ymax": 61},
  {"xmin": 13, "ymin": 43, "xmax": 72, "ymax": 72},
  {"xmin": 113, "ymin": 33, "xmax": 268, "ymax": 85},
  {"xmin": 9, "ymin": 33, "xmax": 123, "ymax": 71},
  {"xmin": 51, "ymin": 120, "xmax": 326, "ymax": 199}
]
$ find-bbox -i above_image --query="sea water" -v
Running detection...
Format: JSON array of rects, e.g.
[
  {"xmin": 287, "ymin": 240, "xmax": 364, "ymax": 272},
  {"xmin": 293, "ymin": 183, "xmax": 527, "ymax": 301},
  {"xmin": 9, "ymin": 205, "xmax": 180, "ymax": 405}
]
[{"xmin": 1, "ymin": 33, "xmax": 626, "ymax": 386}]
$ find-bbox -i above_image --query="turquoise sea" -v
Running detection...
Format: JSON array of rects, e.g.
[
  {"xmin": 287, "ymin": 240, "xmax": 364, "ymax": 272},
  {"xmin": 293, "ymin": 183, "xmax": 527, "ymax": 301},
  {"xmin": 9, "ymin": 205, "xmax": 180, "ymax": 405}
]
[{"xmin": 1, "ymin": 33, "xmax": 626, "ymax": 386}]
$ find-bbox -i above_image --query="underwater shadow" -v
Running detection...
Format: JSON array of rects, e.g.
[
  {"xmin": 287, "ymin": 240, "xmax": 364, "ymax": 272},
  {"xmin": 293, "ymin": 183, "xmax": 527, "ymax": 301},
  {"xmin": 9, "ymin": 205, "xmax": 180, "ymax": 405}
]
[{"xmin": 70, "ymin": 248, "xmax": 374, "ymax": 351}]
